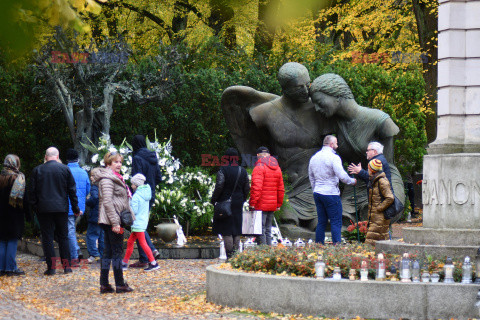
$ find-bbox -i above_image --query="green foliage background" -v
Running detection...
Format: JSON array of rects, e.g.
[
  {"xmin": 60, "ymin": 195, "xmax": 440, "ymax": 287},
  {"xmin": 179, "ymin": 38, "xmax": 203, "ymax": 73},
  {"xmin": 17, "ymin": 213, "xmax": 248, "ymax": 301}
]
[{"xmin": 0, "ymin": 39, "xmax": 426, "ymax": 180}]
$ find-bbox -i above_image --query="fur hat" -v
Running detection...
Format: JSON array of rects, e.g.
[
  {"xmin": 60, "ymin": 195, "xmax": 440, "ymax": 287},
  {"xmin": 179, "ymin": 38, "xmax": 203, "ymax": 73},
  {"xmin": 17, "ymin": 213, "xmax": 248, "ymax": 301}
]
[
  {"xmin": 131, "ymin": 173, "xmax": 146, "ymax": 186},
  {"xmin": 368, "ymin": 159, "xmax": 383, "ymax": 172}
]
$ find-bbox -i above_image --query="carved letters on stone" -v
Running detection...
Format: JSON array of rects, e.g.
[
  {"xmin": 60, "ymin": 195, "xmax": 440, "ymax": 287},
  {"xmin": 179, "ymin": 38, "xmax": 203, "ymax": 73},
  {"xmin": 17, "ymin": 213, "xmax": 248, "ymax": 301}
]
[{"xmin": 422, "ymin": 180, "xmax": 480, "ymax": 206}]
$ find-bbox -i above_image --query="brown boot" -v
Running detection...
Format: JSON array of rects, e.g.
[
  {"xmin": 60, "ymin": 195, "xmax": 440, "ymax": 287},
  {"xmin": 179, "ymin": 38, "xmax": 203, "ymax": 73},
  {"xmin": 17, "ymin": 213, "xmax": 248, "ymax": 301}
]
[
  {"xmin": 100, "ymin": 284, "xmax": 114, "ymax": 294},
  {"xmin": 116, "ymin": 283, "xmax": 133, "ymax": 293}
]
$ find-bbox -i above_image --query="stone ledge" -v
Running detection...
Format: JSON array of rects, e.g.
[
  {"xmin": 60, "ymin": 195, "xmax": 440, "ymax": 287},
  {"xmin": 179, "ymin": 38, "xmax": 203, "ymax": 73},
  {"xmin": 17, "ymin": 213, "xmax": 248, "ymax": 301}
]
[
  {"xmin": 207, "ymin": 265, "xmax": 480, "ymax": 319},
  {"xmin": 375, "ymin": 240, "xmax": 478, "ymax": 260},
  {"xmin": 19, "ymin": 238, "xmax": 220, "ymax": 260},
  {"xmin": 403, "ymin": 227, "xmax": 480, "ymax": 246}
]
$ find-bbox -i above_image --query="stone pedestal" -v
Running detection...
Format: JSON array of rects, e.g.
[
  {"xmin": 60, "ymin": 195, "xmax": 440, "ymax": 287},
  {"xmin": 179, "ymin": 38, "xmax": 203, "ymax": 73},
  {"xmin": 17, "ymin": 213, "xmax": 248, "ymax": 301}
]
[{"xmin": 377, "ymin": 0, "xmax": 480, "ymax": 259}]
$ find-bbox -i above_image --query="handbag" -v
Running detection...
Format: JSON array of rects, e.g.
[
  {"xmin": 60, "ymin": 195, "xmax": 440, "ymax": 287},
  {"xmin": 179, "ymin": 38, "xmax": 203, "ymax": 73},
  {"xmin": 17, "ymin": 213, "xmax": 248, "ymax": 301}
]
[
  {"xmin": 214, "ymin": 167, "xmax": 242, "ymax": 220},
  {"xmin": 383, "ymin": 195, "xmax": 404, "ymax": 220},
  {"xmin": 377, "ymin": 181, "xmax": 404, "ymax": 220},
  {"xmin": 118, "ymin": 209, "xmax": 134, "ymax": 227},
  {"xmin": 242, "ymin": 210, "xmax": 262, "ymax": 235}
]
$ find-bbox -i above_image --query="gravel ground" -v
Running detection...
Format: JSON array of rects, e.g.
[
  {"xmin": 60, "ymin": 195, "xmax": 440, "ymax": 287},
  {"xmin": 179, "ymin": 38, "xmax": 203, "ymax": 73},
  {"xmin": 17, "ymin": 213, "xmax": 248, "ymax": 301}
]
[
  {"xmin": 0, "ymin": 253, "xmax": 306, "ymax": 320},
  {"xmin": 2, "ymin": 218, "xmax": 423, "ymax": 320}
]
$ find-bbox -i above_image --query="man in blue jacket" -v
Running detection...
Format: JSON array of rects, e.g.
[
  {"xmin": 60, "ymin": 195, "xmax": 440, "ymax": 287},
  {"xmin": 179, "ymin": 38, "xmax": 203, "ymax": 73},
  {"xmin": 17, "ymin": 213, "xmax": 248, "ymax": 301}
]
[
  {"xmin": 347, "ymin": 141, "xmax": 392, "ymax": 187},
  {"xmin": 66, "ymin": 149, "xmax": 90, "ymax": 261}
]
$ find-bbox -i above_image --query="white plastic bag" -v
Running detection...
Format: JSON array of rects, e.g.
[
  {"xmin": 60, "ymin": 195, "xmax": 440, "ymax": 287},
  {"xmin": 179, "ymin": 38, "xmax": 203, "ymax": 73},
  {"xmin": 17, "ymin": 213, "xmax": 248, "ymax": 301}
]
[{"xmin": 242, "ymin": 210, "xmax": 262, "ymax": 235}]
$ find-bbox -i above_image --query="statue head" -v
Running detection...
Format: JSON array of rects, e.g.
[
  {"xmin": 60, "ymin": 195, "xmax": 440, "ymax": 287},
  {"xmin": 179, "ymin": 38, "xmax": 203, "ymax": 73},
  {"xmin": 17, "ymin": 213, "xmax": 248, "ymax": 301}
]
[
  {"xmin": 310, "ymin": 73, "xmax": 354, "ymax": 117},
  {"xmin": 278, "ymin": 62, "xmax": 310, "ymax": 103}
]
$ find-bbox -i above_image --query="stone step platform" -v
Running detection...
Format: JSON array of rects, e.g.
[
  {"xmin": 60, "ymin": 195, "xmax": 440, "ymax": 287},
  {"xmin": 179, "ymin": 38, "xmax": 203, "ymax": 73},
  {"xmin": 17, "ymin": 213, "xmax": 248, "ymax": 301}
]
[
  {"xmin": 19, "ymin": 235, "xmax": 221, "ymax": 260},
  {"xmin": 403, "ymin": 227, "xmax": 480, "ymax": 246},
  {"xmin": 207, "ymin": 264, "xmax": 480, "ymax": 320},
  {"xmin": 375, "ymin": 239, "xmax": 478, "ymax": 260}
]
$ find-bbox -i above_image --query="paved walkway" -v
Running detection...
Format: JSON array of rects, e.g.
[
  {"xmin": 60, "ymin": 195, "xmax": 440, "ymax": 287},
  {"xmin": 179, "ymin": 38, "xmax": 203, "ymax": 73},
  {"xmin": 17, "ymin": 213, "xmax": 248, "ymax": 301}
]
[{"xmin": 0, "ymin": 253, "xmax": 292, "ymax": 320}]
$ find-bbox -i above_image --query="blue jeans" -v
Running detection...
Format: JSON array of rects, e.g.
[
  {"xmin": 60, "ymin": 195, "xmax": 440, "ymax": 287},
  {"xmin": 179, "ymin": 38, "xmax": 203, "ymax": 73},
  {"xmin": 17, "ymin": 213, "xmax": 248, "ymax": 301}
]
[
  {"xmin": 86, "ymin": 222, "xmax": 104, "ymax": 258},
  {"xmin": 137, "ymin": 232, "xmax": 156, "ymax": 263},
  {"xmin": 257, "ymin": 211, "xmax": 274, "ymax": 245},
  {"xmin": 0, "ymin": 239, "xmax": 18, "ymax": 271},
  {"xmin": 67, "ymin": 216, "xmax": 80, "ymax": 260},
  {"xmin": 313, "ymin": 193, "xmax": 343, "ymax": 245}
]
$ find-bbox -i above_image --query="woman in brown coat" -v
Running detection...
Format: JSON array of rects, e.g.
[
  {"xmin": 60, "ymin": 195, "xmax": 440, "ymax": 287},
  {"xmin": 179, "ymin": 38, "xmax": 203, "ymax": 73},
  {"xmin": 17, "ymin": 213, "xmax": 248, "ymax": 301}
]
[
  {"xmin": 91, "ymin": 152, "xmax": 134, "ymax": 293},
  {"xmin": 365, "ymin": 159, "xmax": 394, "ymax": 246}
]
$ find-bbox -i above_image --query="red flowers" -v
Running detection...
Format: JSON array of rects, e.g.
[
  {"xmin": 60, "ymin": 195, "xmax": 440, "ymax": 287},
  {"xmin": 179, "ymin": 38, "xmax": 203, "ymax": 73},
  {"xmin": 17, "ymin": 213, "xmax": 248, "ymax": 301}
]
[{"xmin": 342, "ymin": 220, "xmax": 368, "ymax": 242}]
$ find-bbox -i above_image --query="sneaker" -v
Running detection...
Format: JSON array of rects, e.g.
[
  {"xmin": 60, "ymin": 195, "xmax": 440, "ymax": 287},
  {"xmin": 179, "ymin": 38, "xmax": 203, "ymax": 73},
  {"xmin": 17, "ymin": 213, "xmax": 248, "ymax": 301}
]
[
  {"xmin": 144, "ymin": 262, "xmax": 160, "ymax": 272},
  {"xmin": 152, "ymin": 250, "xmax": 161, "ymax": 260},
  {"xmin": 129, "ymin": 261, "xmax": 148, "ymax": 268},
  {"xmin": 122, "ymin": 261, "xmax": 128, "ymax": 271},
  {"xmin": 87, "ymin": 256, "xmax": 97, "ymax": 264}
]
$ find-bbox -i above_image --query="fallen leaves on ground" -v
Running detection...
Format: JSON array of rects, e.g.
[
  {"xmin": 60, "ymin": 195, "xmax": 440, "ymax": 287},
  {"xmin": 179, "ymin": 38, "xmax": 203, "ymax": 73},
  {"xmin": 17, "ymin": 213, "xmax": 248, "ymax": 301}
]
[{"xmin": 0, "ymin": 253, "xmax": 358, "ymax": 320}]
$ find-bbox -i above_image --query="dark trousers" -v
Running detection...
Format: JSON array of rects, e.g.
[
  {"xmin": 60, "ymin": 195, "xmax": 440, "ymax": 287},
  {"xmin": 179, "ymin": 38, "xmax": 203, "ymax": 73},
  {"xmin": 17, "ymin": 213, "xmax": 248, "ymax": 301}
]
[
  {"xmin": 406, "ymin": 182, "xmax": 415, "ymax": 213},
  {"xmin": 37, "ymin": 212, "xmax": 70, "ymax": 270},
  {"xmin": 100, "ymin": 224, "xmax": 125, "ymax": 287}
]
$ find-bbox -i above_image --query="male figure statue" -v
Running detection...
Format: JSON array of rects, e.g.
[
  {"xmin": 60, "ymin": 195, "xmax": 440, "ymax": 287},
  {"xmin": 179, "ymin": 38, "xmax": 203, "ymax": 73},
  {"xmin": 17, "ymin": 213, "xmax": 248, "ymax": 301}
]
[{"xmin": 222, "ymin": 62, "xmax": 332, "ymax": 238}]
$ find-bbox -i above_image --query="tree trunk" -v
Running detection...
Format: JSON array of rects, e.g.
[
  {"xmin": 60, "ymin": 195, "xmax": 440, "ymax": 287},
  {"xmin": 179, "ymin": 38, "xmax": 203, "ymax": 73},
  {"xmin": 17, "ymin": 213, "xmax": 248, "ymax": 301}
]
[
  {"xmin": 254, "ymin": 0, "xmax": 280, "ymax": 55},
  {"xmin": 172, "ymin": 0, "xmax": 189, "ymax": 43},
  {"xmin": 208, "ymin": 0, "xmax": 236, "ymax": 49},
  {"xmin": 412, "ymin": 0, "xmax": 437, "ymax": 144}
]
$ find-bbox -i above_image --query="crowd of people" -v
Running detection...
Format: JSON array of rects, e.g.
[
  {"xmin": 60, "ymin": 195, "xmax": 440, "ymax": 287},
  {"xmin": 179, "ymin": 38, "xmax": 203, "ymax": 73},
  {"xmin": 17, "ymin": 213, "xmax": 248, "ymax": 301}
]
[
  {"xmin": 0, "ymin": 135, "xmax": 163, "ymax": 295},
  {"xmin": 0, "ymin": 130, "xmax": 397, "ymax": 294},
  {"xmin": 211, "ymin": 138, "xmax": 396, "ymax": 260}
]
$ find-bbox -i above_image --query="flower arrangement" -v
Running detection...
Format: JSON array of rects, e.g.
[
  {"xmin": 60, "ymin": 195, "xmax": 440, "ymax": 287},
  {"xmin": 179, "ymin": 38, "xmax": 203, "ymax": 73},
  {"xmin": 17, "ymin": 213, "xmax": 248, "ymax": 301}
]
[
  {"xmin": 341, "ymin": 220, "xmax": 368, "ymax": 242},
  {"xmin": 81, "ymin": 134, "xmax": 133, "ymax": 181},
  {"xmin": 229, "ymin": 244, "xmax": 468, "ymax": 282},
  {"xmin": 81, "ymin": 133, "xmax": 215, "ymax": 233},
  {"xmin": 151, "ymin": 166, "xmax": 214, "ymax": 233}
]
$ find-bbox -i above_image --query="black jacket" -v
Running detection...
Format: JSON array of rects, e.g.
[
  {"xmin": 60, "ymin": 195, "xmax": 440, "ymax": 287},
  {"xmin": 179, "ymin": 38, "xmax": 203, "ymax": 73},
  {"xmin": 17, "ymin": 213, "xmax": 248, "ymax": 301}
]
[
  {"xmin": 28, "ymin": 160, "xmax": 79, "ymax": 214},
  {"xmin": 86, "ymin": 185, "xmax": 99, "ymax": 223},
  {"xmin": 132, "ymin": 148, "xmax": 162, "ymax": 200},
  {"xmin": 211, "ymin": 164, "xmax": 250, "ymax": 236},
  {"xmin": 0, "ymin": 174, "xmax": 29, "ymax": 240}
]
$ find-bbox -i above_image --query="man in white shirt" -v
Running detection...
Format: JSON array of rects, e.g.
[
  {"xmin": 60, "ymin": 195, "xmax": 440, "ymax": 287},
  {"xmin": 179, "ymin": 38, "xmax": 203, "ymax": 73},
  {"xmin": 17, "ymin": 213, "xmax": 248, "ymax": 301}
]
[{"xmin": 308, "ymin": 135, "xmax": 356, "ymax": 244}]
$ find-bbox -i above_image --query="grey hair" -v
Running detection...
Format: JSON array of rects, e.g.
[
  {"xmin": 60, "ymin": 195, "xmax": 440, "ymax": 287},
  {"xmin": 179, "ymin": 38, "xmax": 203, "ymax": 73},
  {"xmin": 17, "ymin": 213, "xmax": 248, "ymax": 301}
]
[
  {"xmin": 323, "ymin": 135, "xmax": 336, "ymax": 146},
  {"xmin": 278, "ymin": 62, "xmax": 309, "ymax": 88},
  {"xmin": 310, "ymin": 73, "xmax": 354, "ymax": 100},
  {"xmin": 45, "ymin": 147, "xmax": 59, "ymax": 158},
  {"xmin": 368, "ymin": 141, "xmax": 384, "ymax": 154}
]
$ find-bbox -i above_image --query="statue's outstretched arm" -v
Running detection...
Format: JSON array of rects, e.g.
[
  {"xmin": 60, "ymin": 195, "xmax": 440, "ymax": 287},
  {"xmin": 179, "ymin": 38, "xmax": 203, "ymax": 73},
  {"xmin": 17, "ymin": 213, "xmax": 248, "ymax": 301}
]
[{"xmin": 221, "ymin": 86, "xmax": 278, "ymax": 155}]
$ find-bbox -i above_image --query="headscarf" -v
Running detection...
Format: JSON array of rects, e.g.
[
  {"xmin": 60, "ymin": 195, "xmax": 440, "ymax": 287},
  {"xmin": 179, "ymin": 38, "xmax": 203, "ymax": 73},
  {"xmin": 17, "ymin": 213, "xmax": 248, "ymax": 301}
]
[
  {"xmin": 131, "ymin": 135, "xmax": 147, "ymax": 155},
  {"xmin": 1, "ymin": 154, "xmax": 26, "ymax": 208}
]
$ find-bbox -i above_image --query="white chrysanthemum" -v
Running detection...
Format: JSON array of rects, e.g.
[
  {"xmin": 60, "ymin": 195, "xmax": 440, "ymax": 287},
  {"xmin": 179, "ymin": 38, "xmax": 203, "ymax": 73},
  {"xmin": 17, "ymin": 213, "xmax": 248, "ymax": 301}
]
[
  {"xmin": 167, "ymin": 177, "xmax": 174, "ymax": 184},
  {"xmin": 121, "ymin": 166, "xmax": 127, "ymax": 174},
  {"xmin": 123, "ymin": 173, "xmax": 130, "ymax": 180},
  {"xmin": 100, "ymin": 160, "xmax": 105, "ymax": 166},
  {"xmin": 109, "ymin": 147, "xmax": 117, "ymax": 153},
  {"xmin": 159, "ymin": 158, "xmax": 166, "ymax": 166},
  {"xmin": 91, "ymin": 154, "xmax": 99, "ymax": 163}
]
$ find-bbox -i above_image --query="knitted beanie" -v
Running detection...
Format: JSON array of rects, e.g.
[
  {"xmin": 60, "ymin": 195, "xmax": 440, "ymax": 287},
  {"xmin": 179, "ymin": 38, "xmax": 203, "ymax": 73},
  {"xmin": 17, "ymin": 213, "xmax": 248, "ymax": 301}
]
[
  {"xmin": 131, "ymin": 173, "xmax": 146, "ymax": 186},
  {"xmin": 368, "ymin": 159, "xmax": 383, "ymax": 172}
]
